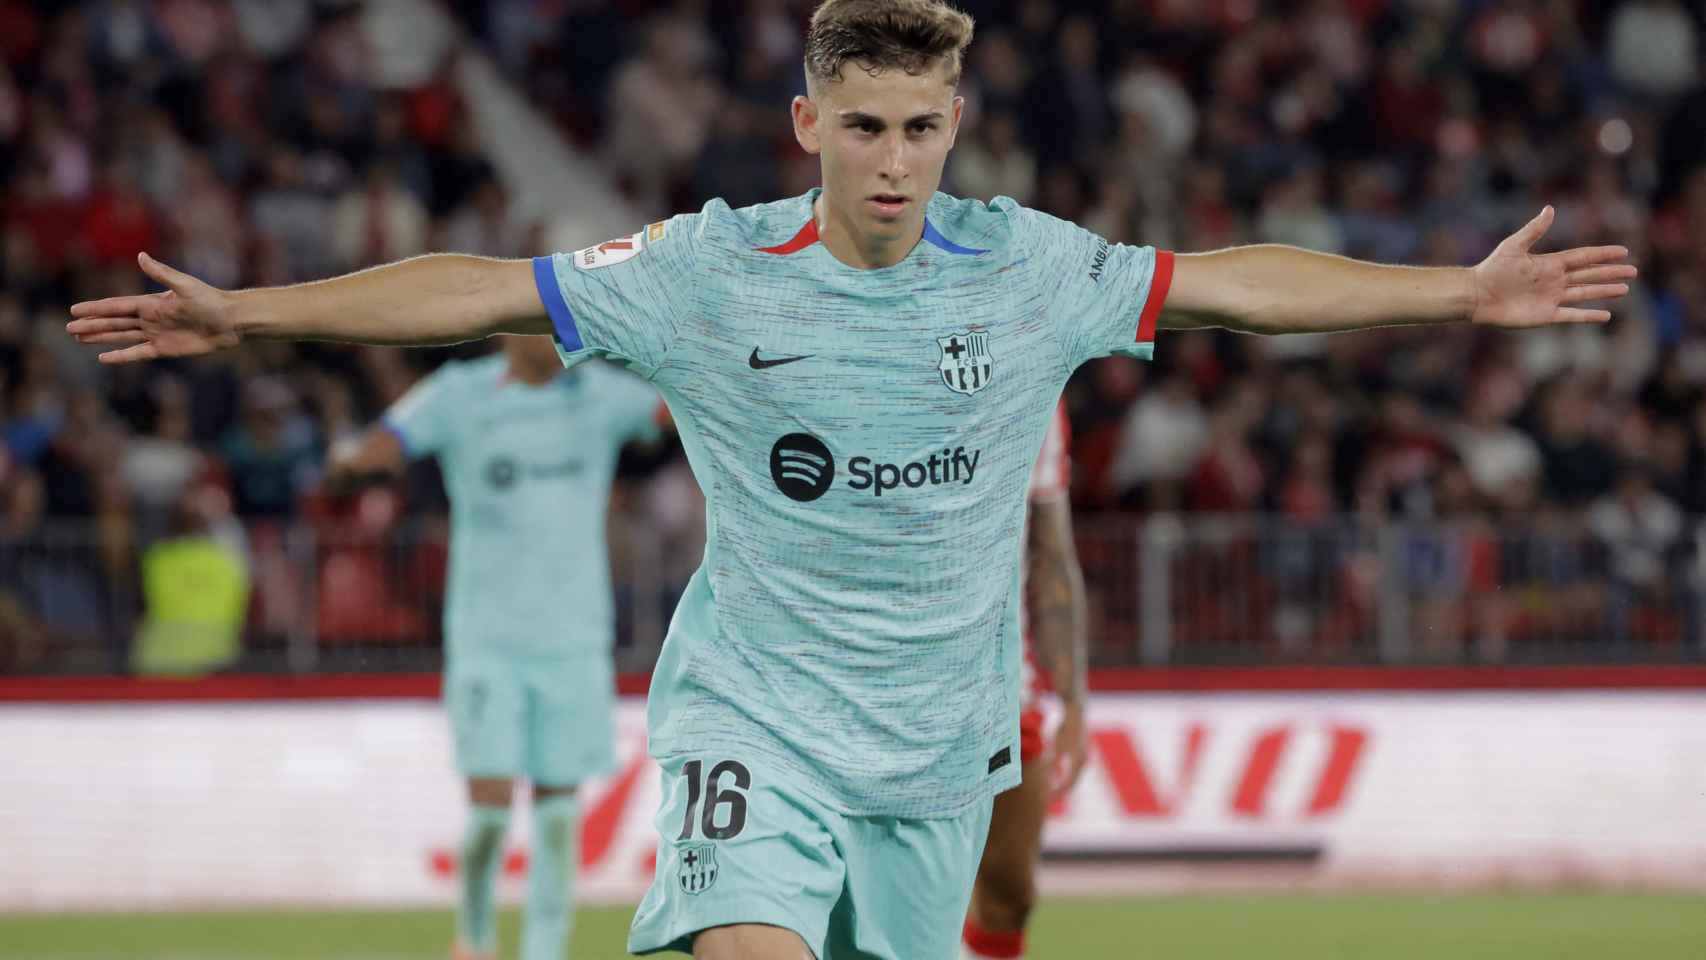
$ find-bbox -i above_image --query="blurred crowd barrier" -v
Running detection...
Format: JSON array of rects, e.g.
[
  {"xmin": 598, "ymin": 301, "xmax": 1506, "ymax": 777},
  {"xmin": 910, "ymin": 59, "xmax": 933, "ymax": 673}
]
[{"xmin": 3, "ymin": 512, "xmax": 1701, "ymax": 677}]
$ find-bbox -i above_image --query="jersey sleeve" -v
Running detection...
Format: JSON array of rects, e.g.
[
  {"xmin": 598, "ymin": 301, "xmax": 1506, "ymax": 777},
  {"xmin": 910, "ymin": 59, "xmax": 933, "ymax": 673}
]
[
  {"xmin": 1014, "ymin": 206, "xmax": 1173, "ymax": 370},
  {"xmin": 1028, "ymin": 400, "xmax": 1071, "ymax": 503},
  {"xmin": 380, "ymin": 364, "xmax": 463, "ymax": 459},
  {"xmin": 532, "ymin": 212, "xmax": 704, "ymax": 377}
]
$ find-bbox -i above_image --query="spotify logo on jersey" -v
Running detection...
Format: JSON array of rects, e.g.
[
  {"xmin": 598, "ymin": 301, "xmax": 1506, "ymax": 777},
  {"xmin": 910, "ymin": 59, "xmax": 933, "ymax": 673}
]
[{"xmin": 770, "ymin": 433, "xmax": 835, "ymax": 502}]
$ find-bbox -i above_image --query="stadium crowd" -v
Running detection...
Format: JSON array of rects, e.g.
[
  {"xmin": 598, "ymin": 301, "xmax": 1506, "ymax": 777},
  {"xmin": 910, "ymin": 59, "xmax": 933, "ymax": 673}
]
[{"xmin": 2, "ymin": 0, "xmax": 1704, "ymax": 672}]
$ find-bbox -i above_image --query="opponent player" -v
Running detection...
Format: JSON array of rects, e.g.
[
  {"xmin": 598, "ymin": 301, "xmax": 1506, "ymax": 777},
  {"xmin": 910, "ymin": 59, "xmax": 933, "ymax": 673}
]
[
  {"xmin": 68, "ymin": 2, "xmax": 1635, "ymax": 957},
  {"xmin": 963, "ymin": 402, "xmax": 1086, "ymax": 960},
  {"xmin": 324, "ymin": 334, "xmax": 661, "ymax": 960}
]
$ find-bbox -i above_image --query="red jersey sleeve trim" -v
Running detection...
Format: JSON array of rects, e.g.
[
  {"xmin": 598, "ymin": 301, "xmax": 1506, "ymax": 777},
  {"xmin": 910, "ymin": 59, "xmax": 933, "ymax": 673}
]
[{"xmin": 1136, "ymin": 249, "xmax": 1174, "ymax": 344}]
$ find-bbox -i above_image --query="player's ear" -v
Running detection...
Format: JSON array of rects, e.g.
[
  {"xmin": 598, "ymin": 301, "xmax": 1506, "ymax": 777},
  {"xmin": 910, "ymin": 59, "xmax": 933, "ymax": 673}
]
[
  {"xmin": 947, "ymin": 95, "xmax": 965, "ymax": 150},
  {"xmin": 792, "ymin": 94, "xmax": 822, "ymax": 155}
]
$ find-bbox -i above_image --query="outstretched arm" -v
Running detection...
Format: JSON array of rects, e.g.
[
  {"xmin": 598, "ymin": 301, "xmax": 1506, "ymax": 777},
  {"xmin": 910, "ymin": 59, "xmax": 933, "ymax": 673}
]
[
  {"xmin": 1161, "ymin": 206, "xmax": 1637, "ymax": 335},
  {"xmin": 68, "ymin": 253, "xmax": 550, "ymax": 364}
]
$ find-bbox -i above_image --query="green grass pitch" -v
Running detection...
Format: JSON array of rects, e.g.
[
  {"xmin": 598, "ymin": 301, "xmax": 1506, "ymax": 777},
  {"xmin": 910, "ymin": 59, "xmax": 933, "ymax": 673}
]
[{"xmin": 3, "ymin": 894, "xmax": 1702, "ymax": 959}]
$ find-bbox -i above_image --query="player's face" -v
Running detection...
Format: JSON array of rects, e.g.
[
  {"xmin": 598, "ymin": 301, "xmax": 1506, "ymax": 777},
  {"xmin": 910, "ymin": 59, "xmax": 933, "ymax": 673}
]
[{"xmin": 793, "ymin": 60, "xmax": 963, "ymax": 258}]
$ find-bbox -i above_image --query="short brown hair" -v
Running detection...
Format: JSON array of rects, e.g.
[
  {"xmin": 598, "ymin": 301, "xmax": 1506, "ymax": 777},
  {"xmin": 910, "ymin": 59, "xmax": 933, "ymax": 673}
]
[{"xmin": 804, "ymin": 0, "xmax": 975, "ymax": 87}]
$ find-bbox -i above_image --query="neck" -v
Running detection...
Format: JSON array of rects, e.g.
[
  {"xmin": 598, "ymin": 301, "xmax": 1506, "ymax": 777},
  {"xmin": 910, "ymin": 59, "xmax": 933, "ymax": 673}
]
[{"xmin": 814, "ymin": 193, "xmax": 922, "ymax": 269}]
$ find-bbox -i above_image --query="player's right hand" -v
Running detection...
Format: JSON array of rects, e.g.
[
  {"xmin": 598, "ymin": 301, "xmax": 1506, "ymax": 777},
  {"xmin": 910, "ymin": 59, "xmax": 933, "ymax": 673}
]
[{"xmin": 67, "ymin": 252, "xmax": 240, "ymax": 364}]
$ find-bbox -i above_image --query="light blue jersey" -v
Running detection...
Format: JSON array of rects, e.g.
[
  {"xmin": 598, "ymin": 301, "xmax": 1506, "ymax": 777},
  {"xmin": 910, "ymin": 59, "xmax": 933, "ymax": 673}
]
[
  {"xmin": 382, "ymin": 353, "xmax": 660, "ymax": 662},
  {"xmin": 534, "ymin": 191, "xmax": 1171, "ymax": 818}
]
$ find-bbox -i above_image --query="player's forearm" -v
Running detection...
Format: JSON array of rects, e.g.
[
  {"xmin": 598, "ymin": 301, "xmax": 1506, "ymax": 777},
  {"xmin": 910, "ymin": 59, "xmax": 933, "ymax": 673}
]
[
  {"xmin": 1165, "ymin": 245, "xmax": 1478, "ymax": 336},
  {"xmin": 233, "ymin": 255, "xmax": 548, "ymax": 346},
  {"xmin": 1028, "ymin": 502, "xmax": 1089, "ymax": 702}
]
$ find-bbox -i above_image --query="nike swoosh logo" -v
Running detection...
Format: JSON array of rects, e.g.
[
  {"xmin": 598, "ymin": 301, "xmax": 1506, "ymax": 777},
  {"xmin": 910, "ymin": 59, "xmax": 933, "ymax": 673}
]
[{"xmin": 749, "ymin": 348, "xmax": 812, "ymax": 370}]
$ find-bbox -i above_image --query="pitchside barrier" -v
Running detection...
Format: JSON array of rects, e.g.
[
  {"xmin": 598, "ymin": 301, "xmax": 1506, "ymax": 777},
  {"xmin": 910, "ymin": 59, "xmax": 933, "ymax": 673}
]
[{"xmin": 2, "ymin": 669, "xmax": 1705, "ymax": 911}]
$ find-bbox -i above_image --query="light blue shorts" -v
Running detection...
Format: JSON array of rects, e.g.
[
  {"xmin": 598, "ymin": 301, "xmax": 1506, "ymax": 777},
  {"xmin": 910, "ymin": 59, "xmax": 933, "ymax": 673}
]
[
  {"xmin": 443, "ymin": 654, "xmax": 616, "ymax": 787},
  {"xmin": 628, "ymin": 752, "xmax": 994, "ymax": 959}
]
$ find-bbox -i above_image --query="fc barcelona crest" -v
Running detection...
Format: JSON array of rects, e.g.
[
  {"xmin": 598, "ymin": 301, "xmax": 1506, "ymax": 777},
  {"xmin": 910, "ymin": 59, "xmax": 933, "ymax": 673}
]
[
  {"xmin": 938, "ymin": 330, "xmax": 994, "ymax": 396},
  {"xmin": 677, "ymin": 843, "xmax": 719, "ymax": 896}
]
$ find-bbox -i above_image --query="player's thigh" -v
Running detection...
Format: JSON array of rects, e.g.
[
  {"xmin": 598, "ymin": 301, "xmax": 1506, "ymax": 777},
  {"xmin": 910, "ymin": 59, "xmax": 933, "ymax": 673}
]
[
  {"xmin": 627, "ymin": 755, "xmax": 842, "ymax": 958},
  {"xmin": 831, "ymin": 796, "xmax": 996, "ymax": 960},
  {"xmin": 970, "ymin": 757, "xmax": 1049, "ymax": 910},
  {"xmin": 444, "ymin": 658, "xmax": 525, "ymax": 778},
  {"xmin": 693, "ymin": 923, "xmax": 816, "ymax": 960},
  {"xmin": 521, "ymin": 656, "xmax": 616, "ymax": 787}
]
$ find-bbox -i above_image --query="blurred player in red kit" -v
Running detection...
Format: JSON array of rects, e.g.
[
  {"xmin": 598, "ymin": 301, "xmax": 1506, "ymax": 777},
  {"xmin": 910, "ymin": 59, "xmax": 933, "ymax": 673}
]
[{"xmin": 963, "ymin": 400, "xmax": 1088, "ymax": 960}]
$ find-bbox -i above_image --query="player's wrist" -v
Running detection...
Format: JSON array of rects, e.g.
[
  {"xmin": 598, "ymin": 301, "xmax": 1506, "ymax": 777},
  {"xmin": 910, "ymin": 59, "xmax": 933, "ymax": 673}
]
[
  {"xmin": 1458, "ymin": 265, "xmax": 1487, "ymax": 325},
  {"xmin": 226, "ymin": 288, "xmax": 261, "ymax": 345}
]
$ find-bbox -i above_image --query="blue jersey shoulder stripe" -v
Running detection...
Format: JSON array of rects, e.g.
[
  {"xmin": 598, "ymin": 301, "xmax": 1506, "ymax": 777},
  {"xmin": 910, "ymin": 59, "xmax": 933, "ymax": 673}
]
[
  {"xmin": 921, "ymin": 219, "xmax": 988, "ymax": 255},
  {"xmin": 532, "ymin": 255, "xmax": 583, "ymax": 351}
]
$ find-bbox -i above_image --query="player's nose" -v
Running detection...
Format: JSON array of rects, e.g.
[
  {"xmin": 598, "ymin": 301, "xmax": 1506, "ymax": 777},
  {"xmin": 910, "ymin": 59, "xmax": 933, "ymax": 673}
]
[{"xmin": 879, "ymin": 132, "xmax": 907, "ymax": 179}]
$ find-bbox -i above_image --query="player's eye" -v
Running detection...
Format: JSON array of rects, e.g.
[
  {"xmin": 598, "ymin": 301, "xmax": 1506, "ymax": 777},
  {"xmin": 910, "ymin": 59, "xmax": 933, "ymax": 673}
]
[
  {"xmin": 852, "ymin": 120, "xmax": 879, "ymax": 134},
  {"xmin": 907, "ymin": 122, "xmax": 936, "ymax": 136}
]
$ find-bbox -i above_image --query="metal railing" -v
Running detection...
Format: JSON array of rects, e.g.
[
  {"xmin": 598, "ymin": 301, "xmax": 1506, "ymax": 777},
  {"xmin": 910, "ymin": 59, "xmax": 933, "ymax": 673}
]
[{"xmin": 1, "ymin": 514, "xmax": 1701, "ymax": 676}]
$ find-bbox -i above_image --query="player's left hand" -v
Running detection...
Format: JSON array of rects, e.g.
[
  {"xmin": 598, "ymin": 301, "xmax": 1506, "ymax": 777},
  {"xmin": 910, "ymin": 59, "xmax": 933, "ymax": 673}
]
[
  {"xmin": 1048, "ymin": 698, "xmax": 1090, "ymax": 802},
  {"xmin": 1470, "ymin": 206, "xmax": 1637, "ymax": 329}
]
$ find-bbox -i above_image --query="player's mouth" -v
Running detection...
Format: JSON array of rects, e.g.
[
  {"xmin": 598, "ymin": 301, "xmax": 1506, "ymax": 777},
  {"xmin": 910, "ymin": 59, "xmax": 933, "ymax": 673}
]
[{"xmin": 866, "ymin": 193, "xmax": 910, "ymax": 219}]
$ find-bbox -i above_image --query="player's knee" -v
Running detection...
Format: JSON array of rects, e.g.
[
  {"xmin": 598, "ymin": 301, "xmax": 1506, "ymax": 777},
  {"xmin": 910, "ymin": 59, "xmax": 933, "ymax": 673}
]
[{"xmin": 693, "ymin": 923, "xmax": 815, "ymax": 960}]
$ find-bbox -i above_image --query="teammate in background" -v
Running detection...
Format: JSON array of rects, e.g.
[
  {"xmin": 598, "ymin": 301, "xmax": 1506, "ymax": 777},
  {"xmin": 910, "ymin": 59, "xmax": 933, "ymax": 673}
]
[
  {"xmin": 324, "ymin": 334, "xmax": 662, "ymax": 960},
  {"xmin": 68, "ymin": 0, "xmax": 1635, "ymax": 956},
  {"xmin": 963, "ymin": 402, "xmax": 1087, "ymax": 960}
]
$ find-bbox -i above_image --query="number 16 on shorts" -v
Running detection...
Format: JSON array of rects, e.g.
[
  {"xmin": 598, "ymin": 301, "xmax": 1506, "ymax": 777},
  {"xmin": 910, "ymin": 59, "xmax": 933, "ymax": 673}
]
[{"xmin": 674, "ymin": 759, "xmax": 750, "ymax": 896}]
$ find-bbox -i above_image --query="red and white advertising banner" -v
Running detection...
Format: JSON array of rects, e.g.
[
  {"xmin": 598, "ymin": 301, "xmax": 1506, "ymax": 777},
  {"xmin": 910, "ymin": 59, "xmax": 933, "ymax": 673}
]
[{"xmin": 3, "ymin": 691, "xmax": 1705, "ymax": 911}]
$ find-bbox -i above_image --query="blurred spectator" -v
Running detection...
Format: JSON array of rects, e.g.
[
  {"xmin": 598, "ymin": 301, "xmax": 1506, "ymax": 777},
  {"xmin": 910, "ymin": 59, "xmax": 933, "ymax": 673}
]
[
  {"xmin": 83, "ymin": 159, "xmax": 158, "ymax": 267},
  {"xmin": 330, "ymin": 162, "xmax": 428, "ymax": 271},
  {"xmin": 0, "ymin": 444, "xmax": 48, "ymax": 671},
  {"xmin": 230, "ymin": 0, "xmax": 312, "ymax": 60},
  {"xmin": 172, "ymin": 154, "xmax": 246, "ymax": 289},
  {"xmin": 1532, "ymin": 375, "xmax": 1620, "ymax": 507},
  {"xmin": 131, "ymin": 481, "xmax": 250, "ymax": 676},
  {"xmin": 438, "ymin": 172, "xmax": 532, "ymax": 258},
  {"xmin": 1108, "ymin": 372, "xmax": 1207, "ymax": 508},
  {"xmin": 602, "ymin": 15, "xmax": 718, "ymax": 214},
  {"xmin": 220, "ymin": 376, "xmax": 317, "ymax": 521},
  {"xmin": 1024, "ymin": 15, "xmax": 1109, "ymax": 173},
  {"xmin": 249, "ymin": 145, "xmax": 337, "ymax": 282},
  {"xmin": 950, "ymin": 109, "xmax": 1036, "ymax": 205},
  {"xmin": 1607, "ymin": 0, "xmax": 1699, "ymax": 99},
  {"xmin": 1587, "ymin": 462, "xmax": 1687, "ymax": 645},
  {"xmin": 1187, "ymin": 380, "xmax": 1268, "ymax": 513},
  {"xmin": 1357, "ymin": 392, "xmax": 1451, "ymax": 519},
  {"xmin": 120, "ymin": 375, "xmax": 204, "ymax": 539},
  {"xmin": 1454, "ymin": 376, "xmax": 1542, "ymax": 508}
]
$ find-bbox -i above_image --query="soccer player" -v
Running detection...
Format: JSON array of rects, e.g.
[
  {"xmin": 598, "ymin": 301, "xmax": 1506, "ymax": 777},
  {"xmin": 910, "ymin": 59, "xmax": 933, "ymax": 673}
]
[
  {"xmin": 323, "ymin": 334, "xmax": 662, "ymax": 960},
  {"xmin": 67, "ymin": 2, "xmax": 1635, "ymax": 957},
  {"xmin": 962, "ymin": 402, "xmax": 1086, "ymax": 960}
]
